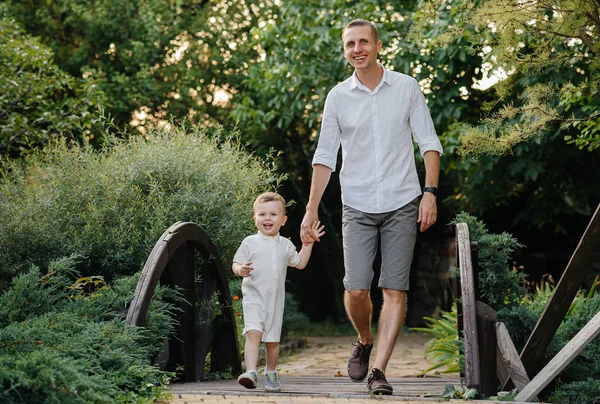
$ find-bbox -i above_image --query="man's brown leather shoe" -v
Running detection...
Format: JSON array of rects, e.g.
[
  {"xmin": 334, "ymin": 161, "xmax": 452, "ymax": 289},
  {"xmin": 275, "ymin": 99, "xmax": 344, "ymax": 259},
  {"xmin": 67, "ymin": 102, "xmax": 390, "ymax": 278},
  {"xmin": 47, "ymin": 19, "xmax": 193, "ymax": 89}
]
[
  {"xmin": 347, "ymin": 341, "xmax": 373, "ymax": 382},
  {"xmin": 367, "ymin": 368, "xmax": 393, "ymax": 395}
]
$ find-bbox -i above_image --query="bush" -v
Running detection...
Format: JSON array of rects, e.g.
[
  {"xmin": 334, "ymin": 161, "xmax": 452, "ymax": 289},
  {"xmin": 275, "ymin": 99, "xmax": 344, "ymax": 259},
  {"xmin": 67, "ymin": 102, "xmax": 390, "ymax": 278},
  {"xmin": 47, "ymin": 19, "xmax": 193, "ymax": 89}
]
[
  {"xmin": 0, "ymin": 124, "xmax": 284, "ymax": 290},
  {"xmin": 451, "ymin": 212, "xmax": 526, "ymax": 309},
  {"xmin": 544, "ymin": 292, "xmax": 600, "ymax": 402},
  {"xmin": 416, "ymin": 213, "xmax": 529, "ymax": 377},
  {"xmin": 547, "ymin": 378, "xmax": 600, "ymax": 404},
  {"xmin": 419, "ymin": 213, "xmax": 600, "ymax": 402},
  {"xmin": 0, "ymin": 256, "xmax": 177, "ymax": 403}
]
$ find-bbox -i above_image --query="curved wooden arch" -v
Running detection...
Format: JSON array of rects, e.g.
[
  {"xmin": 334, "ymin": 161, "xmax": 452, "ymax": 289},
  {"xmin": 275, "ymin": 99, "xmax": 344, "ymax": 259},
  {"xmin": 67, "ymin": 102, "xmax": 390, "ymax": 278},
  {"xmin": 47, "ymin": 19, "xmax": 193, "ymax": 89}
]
[{"xmin": 126, "ymin": 221, "xmax": 241, "ymax": 381}]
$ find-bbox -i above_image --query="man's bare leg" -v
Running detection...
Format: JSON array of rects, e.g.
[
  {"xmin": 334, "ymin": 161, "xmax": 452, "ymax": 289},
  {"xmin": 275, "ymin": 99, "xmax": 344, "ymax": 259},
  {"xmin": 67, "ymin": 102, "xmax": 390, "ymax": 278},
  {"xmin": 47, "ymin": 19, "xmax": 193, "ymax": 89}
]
[
  {"xmin": 372, "ymin": 288, "xmax": 407, "ymax": 373},
  {"xmin": 344, "ymin": 289, "xmax": 374, "ymax": 344}
]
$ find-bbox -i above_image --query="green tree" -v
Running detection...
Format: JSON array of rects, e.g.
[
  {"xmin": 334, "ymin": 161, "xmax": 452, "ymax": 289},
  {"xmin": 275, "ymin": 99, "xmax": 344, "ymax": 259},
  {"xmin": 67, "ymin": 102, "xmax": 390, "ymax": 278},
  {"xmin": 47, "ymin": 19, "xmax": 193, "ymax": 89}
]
[
  {"xmin": 410, "ymin": 0, "xmax": 600, "ymax": 243},
  {"xmin": 0, "ymin": 0, "xmax": 266, "ymax": 129},
  {"xmin": 0, "ymin": 18, "xmax": 103, "ymax": 159},
  {"xmin": 414, "ymin": 0, "xmax": 599, "ymax": 154}
]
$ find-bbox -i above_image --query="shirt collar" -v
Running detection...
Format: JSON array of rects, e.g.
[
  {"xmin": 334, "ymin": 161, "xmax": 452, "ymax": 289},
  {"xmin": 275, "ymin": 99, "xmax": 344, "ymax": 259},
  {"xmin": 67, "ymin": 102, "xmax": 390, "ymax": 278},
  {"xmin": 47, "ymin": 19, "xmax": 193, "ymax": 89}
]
[
  {"xmin": 349, "ymin": 63, "xmax": 391, "ymax": 91},
  {"xmin": 257, "ymin": 231, "xmax": 281, "ymax": 241}
]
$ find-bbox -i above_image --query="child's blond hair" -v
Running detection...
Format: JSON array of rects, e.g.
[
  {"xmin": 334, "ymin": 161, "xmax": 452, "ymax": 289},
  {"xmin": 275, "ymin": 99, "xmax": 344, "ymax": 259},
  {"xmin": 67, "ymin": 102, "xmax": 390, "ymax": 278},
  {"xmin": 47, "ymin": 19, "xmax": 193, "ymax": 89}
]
[{"xmin": 253, "ymin": 192, "xmax": 287, "ymax": 214}]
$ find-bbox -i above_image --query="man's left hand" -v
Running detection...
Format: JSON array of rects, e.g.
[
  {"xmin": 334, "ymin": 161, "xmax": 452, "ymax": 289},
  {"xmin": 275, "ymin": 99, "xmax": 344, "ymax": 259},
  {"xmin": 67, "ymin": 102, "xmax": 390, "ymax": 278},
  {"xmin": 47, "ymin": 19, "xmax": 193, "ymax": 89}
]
[{"xmin": 417, "ymin": 193, "xmax": 437, "ymax": 232}]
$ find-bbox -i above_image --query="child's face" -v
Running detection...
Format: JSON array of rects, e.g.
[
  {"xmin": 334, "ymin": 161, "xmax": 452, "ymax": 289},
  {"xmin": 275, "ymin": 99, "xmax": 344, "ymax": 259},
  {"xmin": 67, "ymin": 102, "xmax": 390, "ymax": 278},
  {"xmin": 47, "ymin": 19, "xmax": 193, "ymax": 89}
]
[{"xmin": 253, "ymin": 200, "xmax": 287, "ymax": 236}]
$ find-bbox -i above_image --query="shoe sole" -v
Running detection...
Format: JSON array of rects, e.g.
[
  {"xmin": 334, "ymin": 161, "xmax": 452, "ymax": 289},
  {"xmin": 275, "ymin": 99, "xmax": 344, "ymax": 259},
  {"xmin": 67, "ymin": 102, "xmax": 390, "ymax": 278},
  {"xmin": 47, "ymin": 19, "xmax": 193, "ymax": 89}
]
[
  {"xmin": 369, "ymin": 386, "xmax": 393, "ymax": 395},
  {"xmin": 265, "ymin": 386, "xmax": 281, "ymax": 392},
  {"xmin": 238, "ymin": 377, "xmax": 257, "ymax": 389}
]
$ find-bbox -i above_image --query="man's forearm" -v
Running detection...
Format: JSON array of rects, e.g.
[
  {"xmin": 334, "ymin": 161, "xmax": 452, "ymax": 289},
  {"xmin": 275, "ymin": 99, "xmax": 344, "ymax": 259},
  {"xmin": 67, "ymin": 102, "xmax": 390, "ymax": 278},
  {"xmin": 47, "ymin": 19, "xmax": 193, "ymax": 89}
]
[
  {"xmin": 306, "ymin": 164, "xmax": 332, "ymax": 210},
  {"xmin": 423, "ymin": 151, "xmax": 440, "ymax": 188}
]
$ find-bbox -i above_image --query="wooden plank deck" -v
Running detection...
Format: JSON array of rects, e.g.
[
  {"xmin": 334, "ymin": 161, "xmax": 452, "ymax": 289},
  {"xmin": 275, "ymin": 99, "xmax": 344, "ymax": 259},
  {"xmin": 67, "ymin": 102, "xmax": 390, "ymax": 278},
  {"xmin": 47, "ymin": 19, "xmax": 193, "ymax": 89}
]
[{"xmin": 170, "ymin": 375, "xmax": 460, "ymax": 400}]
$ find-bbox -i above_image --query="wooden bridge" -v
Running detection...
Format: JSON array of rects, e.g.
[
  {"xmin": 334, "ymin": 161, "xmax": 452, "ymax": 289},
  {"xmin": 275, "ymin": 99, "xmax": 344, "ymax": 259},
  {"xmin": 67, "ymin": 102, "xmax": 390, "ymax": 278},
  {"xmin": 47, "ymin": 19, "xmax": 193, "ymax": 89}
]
[
  {"xmin": 169, "ymin": 375, "xmax": 460, "ymax": 401},
  {"xmin": 126, "ymin": 203, "xmax": 600, "ymax": 402}
]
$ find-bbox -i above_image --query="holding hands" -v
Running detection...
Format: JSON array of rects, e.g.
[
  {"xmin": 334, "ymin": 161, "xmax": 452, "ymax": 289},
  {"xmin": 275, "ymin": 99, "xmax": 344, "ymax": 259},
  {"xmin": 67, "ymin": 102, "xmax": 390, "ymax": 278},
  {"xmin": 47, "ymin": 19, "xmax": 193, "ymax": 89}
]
[
  {"xmin": 301, "ymin": 208, "xmax": 324, "ymax": 245},
  {"xmin": 305, "ymin": 220, "xmax": 325, "ymax": 245}
]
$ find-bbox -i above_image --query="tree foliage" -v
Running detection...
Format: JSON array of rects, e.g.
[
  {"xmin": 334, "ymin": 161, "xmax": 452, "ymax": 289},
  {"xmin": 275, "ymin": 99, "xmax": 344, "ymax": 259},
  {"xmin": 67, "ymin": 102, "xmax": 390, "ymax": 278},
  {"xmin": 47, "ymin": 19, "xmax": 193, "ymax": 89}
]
[
  {"xmin": 0, "ymin": 18, "xmax": 103, "ymax": 160},
  {"xmin": 0, "ymin": 0, "xmax": 267, "ymax": 129},
  {"xmin": 414, "ymin": 0, "xmax": 599, "ymax": 155},
  {"xmin": 409, "ymin": 0, "xmax": 600, "ymax": 246}
]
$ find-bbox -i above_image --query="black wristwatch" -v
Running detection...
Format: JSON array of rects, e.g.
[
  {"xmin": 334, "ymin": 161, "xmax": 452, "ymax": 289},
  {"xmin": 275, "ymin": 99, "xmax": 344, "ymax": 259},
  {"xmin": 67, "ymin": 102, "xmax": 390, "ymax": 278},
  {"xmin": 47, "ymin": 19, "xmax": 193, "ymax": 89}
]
[{"xmin": 423, "ymin": 187, "xmax": 439, "ymax": 196}]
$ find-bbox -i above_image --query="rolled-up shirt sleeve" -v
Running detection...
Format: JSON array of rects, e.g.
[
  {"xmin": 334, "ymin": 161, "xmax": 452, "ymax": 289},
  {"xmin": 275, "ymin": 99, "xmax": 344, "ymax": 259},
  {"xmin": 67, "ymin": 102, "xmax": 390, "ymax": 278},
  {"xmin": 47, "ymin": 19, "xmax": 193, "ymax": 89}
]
[
  {"xmin": 409, "ymin": 79, "xmax": 443, "ymax": 157},
  {"xmin": 312, "ymin": 90, "xmax": 341, "ymax": 171}
]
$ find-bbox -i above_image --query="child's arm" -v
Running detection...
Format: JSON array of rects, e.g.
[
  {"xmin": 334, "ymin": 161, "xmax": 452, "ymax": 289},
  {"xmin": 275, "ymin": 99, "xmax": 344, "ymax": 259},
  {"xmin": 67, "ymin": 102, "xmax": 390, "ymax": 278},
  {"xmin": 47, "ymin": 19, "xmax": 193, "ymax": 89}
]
[{"xmin": 295, "ymin": 221, "xmax": 325, "ymax": 270}]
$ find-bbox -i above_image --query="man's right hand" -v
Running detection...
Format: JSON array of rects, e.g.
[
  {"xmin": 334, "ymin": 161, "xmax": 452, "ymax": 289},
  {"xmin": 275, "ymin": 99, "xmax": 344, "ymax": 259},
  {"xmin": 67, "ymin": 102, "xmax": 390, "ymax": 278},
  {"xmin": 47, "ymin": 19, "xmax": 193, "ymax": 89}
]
[{"xmin": 300, "ymin": 207, "xmax": 320, "ymax": 245}]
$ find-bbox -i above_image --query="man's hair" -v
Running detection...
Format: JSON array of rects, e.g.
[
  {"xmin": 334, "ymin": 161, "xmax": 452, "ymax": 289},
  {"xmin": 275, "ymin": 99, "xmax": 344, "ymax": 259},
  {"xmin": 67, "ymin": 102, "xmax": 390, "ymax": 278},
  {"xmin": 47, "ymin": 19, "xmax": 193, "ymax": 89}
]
[
  {"xmin": 253, "ymin": 192, "xmax": 287, "ymax": 213},
  {"xmin": 343, "ymin": 19, "xmax": 379, "ymax": 42}
]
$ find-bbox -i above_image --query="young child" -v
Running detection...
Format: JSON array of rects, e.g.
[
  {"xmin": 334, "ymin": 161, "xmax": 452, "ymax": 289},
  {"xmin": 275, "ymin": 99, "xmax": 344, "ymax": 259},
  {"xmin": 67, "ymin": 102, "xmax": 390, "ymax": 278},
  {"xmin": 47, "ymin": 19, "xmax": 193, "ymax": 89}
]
[{"xmin": 233, "ymin": 192, "xmax": 324, "ymax": 392}]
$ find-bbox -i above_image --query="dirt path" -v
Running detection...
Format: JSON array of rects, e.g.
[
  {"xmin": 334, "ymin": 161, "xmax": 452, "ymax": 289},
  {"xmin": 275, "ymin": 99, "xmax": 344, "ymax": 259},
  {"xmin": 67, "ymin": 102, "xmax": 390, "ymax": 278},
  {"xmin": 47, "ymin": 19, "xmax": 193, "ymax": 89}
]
[{"xmin": 277, "ymin": 332, "xmax": 456, "ymax": 379}]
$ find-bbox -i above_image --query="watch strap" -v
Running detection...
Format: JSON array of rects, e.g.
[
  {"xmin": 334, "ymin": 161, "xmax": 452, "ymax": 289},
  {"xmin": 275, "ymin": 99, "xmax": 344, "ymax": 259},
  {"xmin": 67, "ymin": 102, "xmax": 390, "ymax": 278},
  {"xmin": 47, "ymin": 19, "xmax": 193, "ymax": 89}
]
[{"xmin": 423, "ymin": 187, "xmax": 439, "ymax": 196}]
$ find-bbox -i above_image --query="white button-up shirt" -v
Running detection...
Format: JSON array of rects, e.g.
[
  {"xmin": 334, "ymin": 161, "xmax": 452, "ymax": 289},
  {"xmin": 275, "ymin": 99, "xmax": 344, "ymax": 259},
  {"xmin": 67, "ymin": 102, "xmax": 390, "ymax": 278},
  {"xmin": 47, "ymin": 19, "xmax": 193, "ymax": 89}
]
[{"xmin": 312, "ymin": 65, "xmax": 443, "ymax": 214}]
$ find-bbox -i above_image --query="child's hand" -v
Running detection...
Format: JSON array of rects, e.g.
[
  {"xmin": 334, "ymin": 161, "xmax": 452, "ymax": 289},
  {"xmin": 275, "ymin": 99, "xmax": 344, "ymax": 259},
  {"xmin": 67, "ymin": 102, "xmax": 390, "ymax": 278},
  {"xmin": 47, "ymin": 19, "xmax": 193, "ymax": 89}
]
[
  {"xmin": 307, "ymin": 221, "xmax": 325, "ymax": 245},
  {"xmin": 238, "ymin": 262, "xmax": 254, "ymax": 277}
]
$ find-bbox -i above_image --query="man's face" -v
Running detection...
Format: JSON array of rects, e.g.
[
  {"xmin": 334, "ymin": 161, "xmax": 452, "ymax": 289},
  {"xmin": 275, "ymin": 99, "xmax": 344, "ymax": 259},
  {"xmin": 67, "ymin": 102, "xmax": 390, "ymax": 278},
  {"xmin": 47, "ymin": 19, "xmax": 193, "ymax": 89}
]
[
  {"xmin": 253, "ymin": 200, "xmax": 287, "ymax": 237},
  {"xmin": 342, "ymin": 25, "xmax": 382, "ymax": 71}
]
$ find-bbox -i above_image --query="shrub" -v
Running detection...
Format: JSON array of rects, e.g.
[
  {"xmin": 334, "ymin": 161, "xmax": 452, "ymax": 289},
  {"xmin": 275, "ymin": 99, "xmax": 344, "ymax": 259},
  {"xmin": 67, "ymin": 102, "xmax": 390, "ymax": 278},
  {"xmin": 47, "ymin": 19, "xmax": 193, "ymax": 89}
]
[
  {"xmin": 0, "ymin": 124, "xmax": 284, "ymax": 290},
  {"xmin": 419, "ymin": 213, "xmax": 600, "ymax": 402},
  {"xmin": 417, "ymin": 213, "xmax": 530, "ymax": 377},
  {"xmin": 451, "ymin": 212, "xmax": 526, "ymax": 309},
  {"xmin": 0, "ymin": 256, "xmax": 177, "ymax": 403},
  {"xmin": 544, "ymin": 291, "xmax": 600, "ymax": 402},
  {"xmin": 547, "ymin": 378, "xmax": 600, "ymax": 404}
]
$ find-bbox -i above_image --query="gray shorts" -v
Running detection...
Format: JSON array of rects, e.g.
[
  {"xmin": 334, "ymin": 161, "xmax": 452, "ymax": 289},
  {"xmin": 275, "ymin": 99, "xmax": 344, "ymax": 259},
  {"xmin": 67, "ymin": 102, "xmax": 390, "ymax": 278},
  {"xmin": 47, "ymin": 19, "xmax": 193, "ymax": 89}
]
[{"xmin": 341, "ymin": 199, "xmax": 418, "ymax": 291}]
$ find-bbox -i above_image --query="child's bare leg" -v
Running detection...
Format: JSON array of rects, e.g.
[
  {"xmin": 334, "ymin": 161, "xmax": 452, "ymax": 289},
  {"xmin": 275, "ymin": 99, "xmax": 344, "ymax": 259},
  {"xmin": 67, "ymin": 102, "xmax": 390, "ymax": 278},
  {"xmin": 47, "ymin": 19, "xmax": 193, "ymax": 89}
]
[
  {"xmin": 244, "ymin": 330, "xmax": 262, "ymax": 370},
  {"xmin": 264, "ymin": 341, "xmax": 280, "ymax": 371}
]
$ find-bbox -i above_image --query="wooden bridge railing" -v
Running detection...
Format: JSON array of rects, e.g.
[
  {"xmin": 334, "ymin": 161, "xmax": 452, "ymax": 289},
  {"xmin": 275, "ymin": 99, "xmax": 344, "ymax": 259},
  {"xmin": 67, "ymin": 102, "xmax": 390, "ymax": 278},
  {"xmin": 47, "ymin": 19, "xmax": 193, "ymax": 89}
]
[
  {"xmin": 455, "ymin": 202, "xmax": 600, "ymax": 402},
  {"xmin": 126, "ymin": 221, "xmax": 242, "ymax": 382}
]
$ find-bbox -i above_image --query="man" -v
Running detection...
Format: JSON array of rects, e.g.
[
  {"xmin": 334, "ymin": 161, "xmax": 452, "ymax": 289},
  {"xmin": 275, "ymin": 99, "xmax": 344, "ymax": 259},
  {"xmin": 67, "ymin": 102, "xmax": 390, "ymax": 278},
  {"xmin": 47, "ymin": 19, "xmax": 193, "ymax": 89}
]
[{"xmin": 300, "ymin": 19, "xmax": 443, "ymax": 395}]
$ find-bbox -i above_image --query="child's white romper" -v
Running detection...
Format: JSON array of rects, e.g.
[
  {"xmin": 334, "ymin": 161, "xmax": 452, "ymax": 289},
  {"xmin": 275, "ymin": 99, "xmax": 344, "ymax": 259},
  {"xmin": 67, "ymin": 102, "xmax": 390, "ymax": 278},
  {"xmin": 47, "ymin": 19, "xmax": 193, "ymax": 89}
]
[{"xmin": 233, "ymin": 231, "xmax": 300, "ymax": 342}]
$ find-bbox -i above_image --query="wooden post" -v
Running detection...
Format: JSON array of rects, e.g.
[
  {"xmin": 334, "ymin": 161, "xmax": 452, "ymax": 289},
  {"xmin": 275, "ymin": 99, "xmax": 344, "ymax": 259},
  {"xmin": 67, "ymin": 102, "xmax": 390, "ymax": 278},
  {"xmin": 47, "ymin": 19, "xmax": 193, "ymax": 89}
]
[
  {"xmin": 456, "ymin": 223, "xmax": 481, "ymax": 390},
  {"xmin": 471, "ymin": 242, "xmax": 480, "ymax": 300},
  {"xmin": 195, "ymin": 275, "xmax": 216, "ymax": 381},
  {"xmin": 476, "ymin": 301, "xmax": 498, "ymax": 397},
  {"xmin": 515, "ymin": 310, "xmax": 600, "ymax": 402},
  {"xmin": 519, "ymin": 203, "xmax": 600, "ymax": 376},
  {"xmin": 496, "ymin": 322, "xmax": 534, "ymax": 396},
  {"xmin": 455, "ymin": 234, "xmax": 465, "ymax": 379}
]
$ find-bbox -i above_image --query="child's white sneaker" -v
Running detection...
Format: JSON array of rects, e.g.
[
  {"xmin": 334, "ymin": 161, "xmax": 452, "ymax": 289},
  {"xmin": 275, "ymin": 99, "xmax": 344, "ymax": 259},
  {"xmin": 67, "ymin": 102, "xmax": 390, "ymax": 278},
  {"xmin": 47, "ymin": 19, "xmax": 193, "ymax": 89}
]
[
  {"xmin": 237, "ymin": 370, "xmax": 258, "ymax": 389},
  {"xmin": 264, "ymin": 370, "xmax": 281, "ymax": 392}
]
